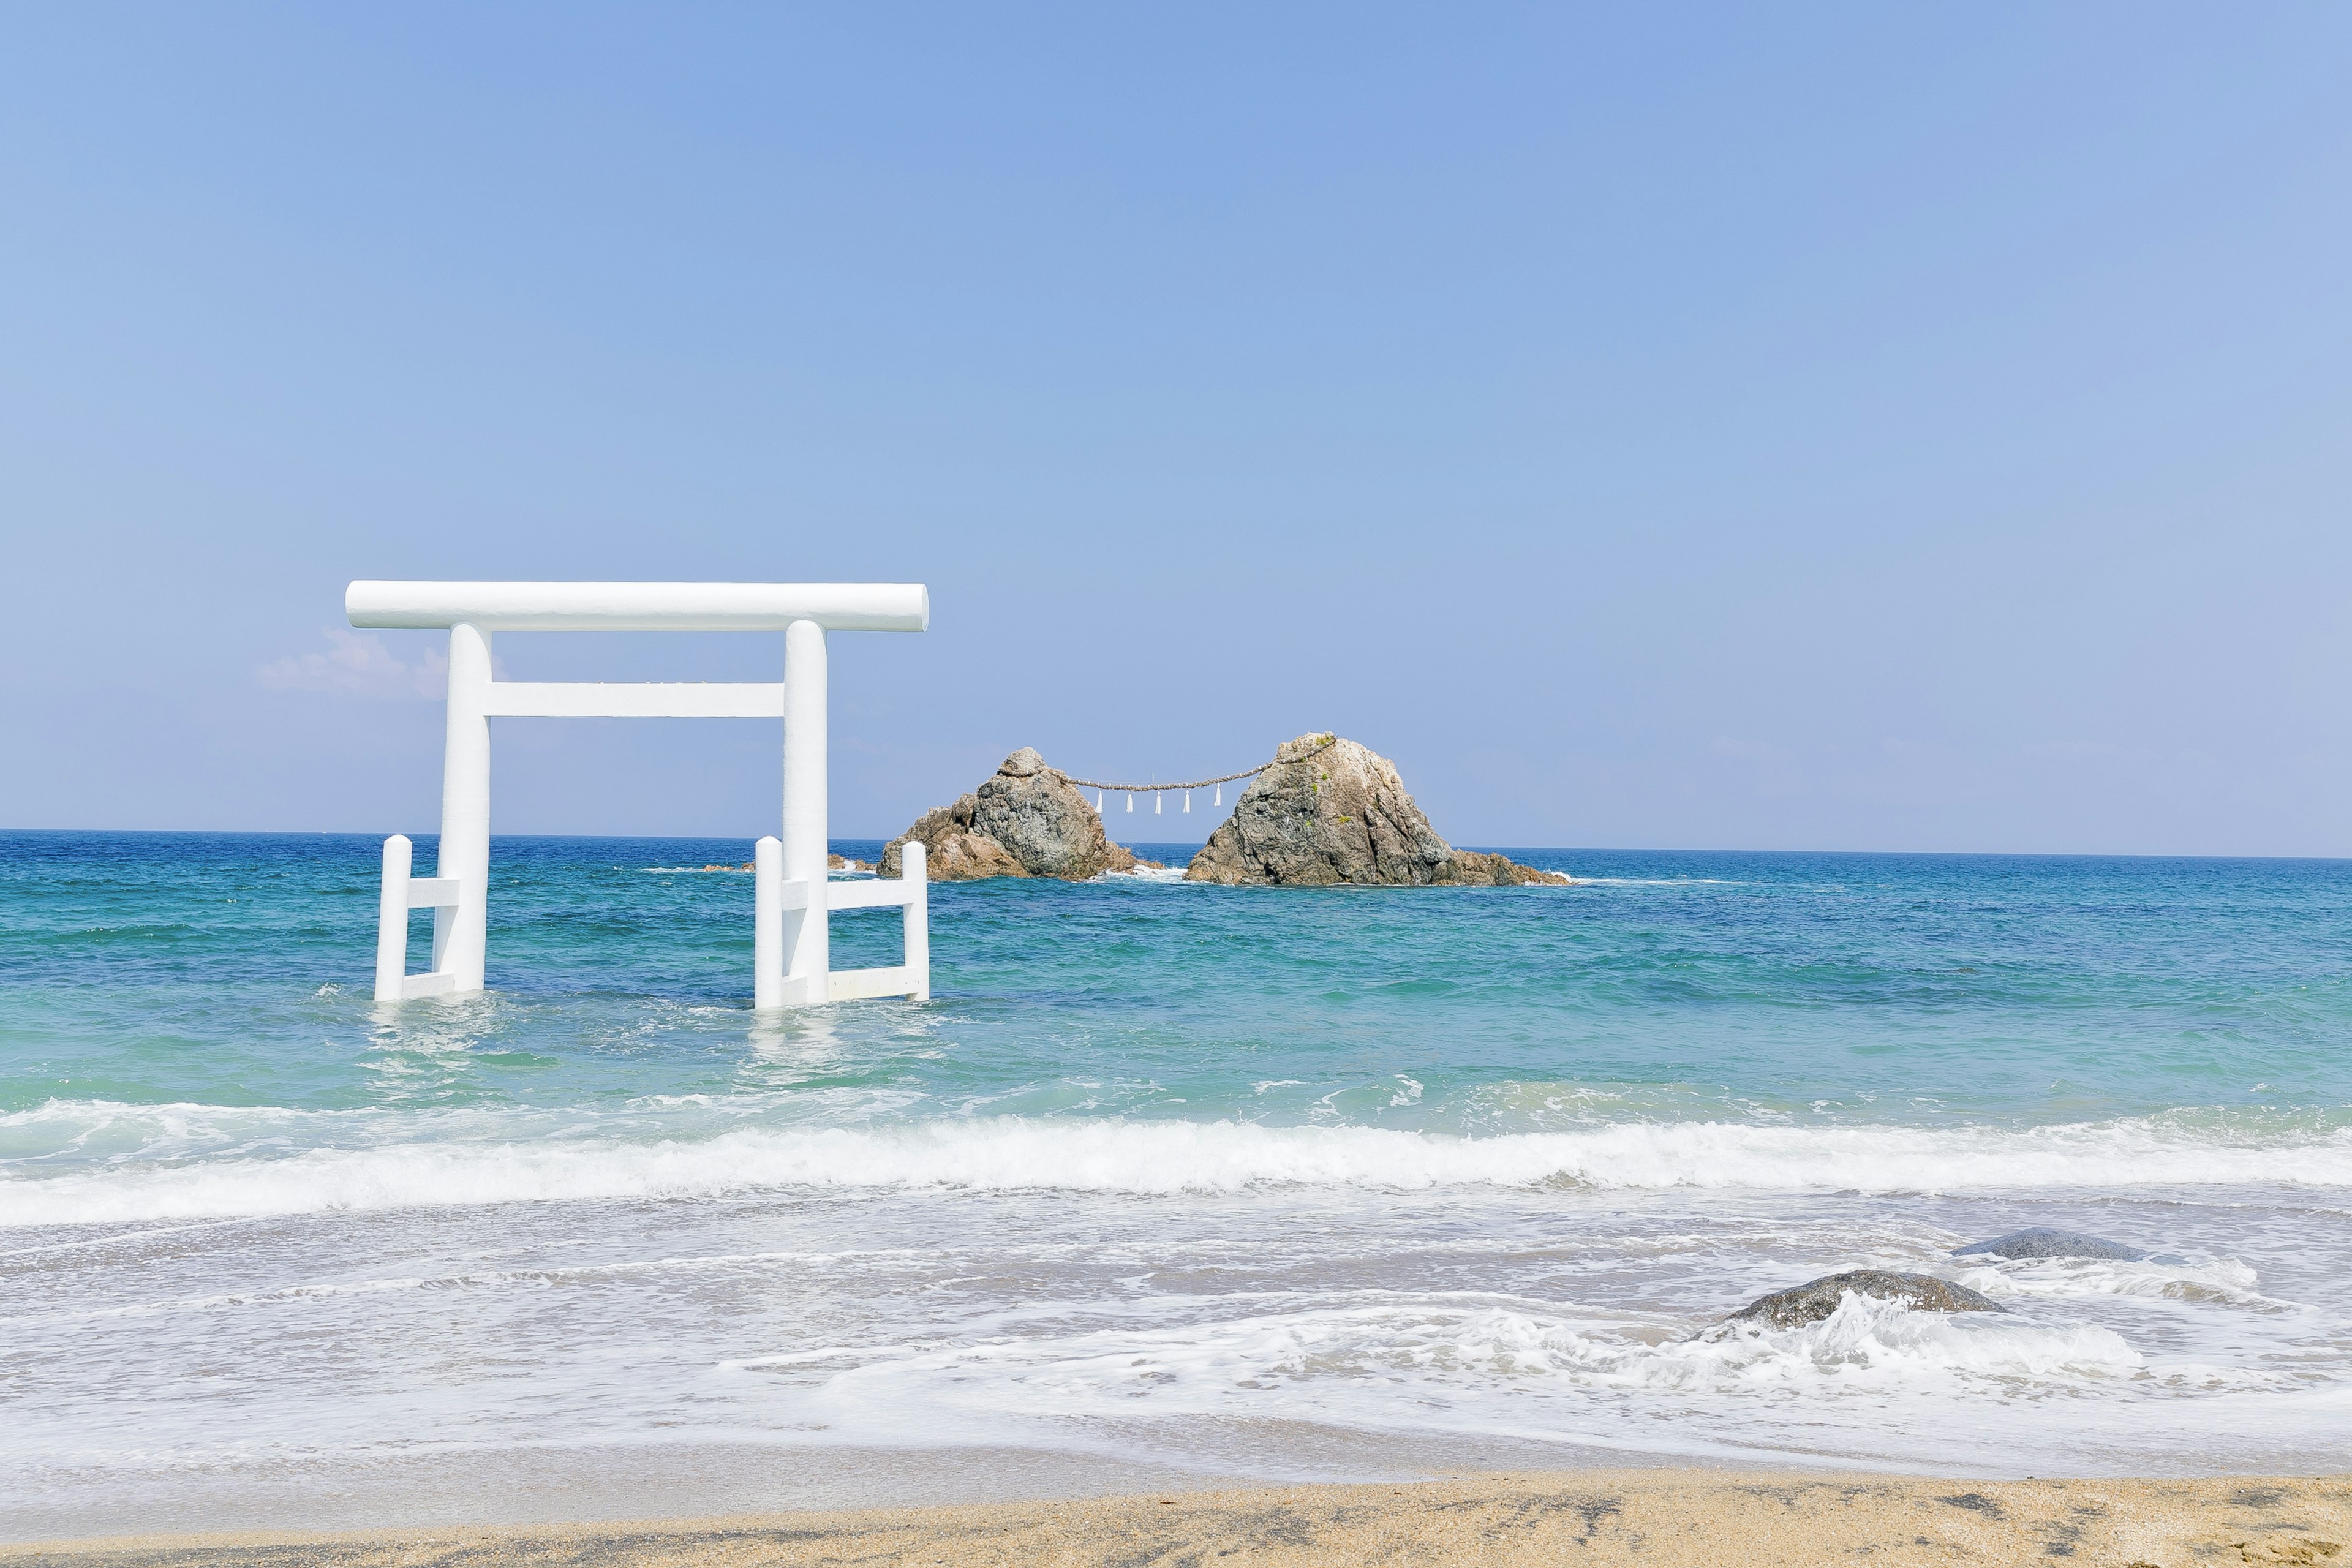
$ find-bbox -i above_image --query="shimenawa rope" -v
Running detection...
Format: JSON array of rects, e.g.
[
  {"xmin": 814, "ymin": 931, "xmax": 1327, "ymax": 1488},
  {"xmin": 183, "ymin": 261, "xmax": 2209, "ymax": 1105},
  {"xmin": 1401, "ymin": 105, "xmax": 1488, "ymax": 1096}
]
[{"xmin": 1046, "ymin": 734, "xmax": 1338, "ymax": 794}]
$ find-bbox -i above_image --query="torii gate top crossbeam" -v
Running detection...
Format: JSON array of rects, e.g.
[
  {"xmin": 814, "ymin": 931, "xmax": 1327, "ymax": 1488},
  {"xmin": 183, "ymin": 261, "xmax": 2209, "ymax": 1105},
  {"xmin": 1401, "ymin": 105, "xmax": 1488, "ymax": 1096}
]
[{"xmin": 346, "ymin": 580, "xmax": 929, "ymax": 633}]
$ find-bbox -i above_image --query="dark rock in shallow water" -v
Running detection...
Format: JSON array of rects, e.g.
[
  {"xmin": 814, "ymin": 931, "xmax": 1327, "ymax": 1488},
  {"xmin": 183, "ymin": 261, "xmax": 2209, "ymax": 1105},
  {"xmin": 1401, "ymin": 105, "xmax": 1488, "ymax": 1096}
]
[
  {"xmin": 1727, "ymin": 1270, "xmax": 2002, "ymax": 1330},
  {"xmin": 1951, "ymin": 1227, "xmax": 2146, "ymax": 1262}
]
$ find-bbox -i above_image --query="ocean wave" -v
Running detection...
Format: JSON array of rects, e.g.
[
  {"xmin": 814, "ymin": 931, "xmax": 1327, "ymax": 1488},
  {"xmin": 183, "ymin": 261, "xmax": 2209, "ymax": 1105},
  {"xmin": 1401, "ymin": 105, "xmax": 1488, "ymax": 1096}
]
[
  {"xmin": 741, "ymin": 1295, "xmax": 2157, "ymax": 1439},
  {"xmin": 5, "ymin": 1108, "xmax": 2352, "ymax": 1225},
  {"xmin": 1950, "ymin": 1254, "xmax": 2287, "ymax": 1311}
]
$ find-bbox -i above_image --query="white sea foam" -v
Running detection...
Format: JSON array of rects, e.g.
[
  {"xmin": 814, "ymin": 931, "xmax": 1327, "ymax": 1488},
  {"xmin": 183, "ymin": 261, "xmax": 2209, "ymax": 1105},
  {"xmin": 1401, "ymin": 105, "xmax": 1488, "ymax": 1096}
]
[
  {"xmin": 1097, "ymin": 862, "xmax": 1193, "ymax": 883},
  {"xmin": 754, "ymin": 1294, "xmax": 2158, "ymax": 1457},
  {"xmin": 1952, "ymin": 1254, "xmax": 2283, "ymax": 1310},
  {"xmin": 6, "ymin": 1106, "xmax": 2352, "ymax": 1225}
]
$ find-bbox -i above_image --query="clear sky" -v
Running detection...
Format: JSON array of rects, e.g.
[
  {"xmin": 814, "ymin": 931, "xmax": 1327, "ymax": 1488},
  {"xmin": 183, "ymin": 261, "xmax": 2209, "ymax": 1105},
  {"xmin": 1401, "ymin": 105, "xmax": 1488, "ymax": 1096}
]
[{"xmin": 4, "ymin": 5, "xmax": 2348, "ymax": 853}]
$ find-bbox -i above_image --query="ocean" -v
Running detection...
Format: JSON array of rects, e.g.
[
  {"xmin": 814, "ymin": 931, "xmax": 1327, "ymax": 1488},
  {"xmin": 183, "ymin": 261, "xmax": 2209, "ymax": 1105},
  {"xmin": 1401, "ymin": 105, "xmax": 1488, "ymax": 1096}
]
[{"xmin": 4, "ymin": 831, "xmax": 2350, "ymax": 1537}]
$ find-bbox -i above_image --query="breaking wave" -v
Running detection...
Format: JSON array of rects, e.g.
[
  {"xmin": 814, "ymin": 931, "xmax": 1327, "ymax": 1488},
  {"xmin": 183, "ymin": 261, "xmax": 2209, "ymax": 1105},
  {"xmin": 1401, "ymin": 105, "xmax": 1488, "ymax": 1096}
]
[
  {"xmin": 5, "ymin": 1102, "xmax": 2351, "ymax": 1225},
  {"xmin": 749, "ymin": 1293, "xmax": 2152, "ymax": 1426}
]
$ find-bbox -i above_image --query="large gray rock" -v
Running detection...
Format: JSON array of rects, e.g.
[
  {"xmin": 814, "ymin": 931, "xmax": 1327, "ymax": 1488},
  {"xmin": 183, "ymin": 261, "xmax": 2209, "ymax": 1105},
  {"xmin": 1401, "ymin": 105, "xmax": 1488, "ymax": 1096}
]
[
  {"xmin": 1726, "ymin": 1270, "xmax": 2002, "ymax": 1330},
  {"xmin": 881, "ymin": 749, "xmax": 1152, "ymax": 882},
  {"xmin": 1953, "ymin": 1227, "xmax": 2147, "ymax": 1262},
  {"xmin": 1184, "ymin": 733, "xmax": 1569, "ymax": 888}
]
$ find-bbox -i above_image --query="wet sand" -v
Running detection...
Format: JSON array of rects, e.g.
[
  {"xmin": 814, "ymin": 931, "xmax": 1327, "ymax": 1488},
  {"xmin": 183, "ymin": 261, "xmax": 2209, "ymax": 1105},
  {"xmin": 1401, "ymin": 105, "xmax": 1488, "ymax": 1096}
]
[{"xmin": 10, "ymin": 1471, "xmax": 2349, "ymax": 1567}]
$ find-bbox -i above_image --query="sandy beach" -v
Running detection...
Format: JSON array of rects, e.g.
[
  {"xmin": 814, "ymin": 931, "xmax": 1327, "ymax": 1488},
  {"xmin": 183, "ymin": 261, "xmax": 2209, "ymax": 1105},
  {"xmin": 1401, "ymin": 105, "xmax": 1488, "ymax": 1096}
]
[{"xmin": 12, "ymin": 1471, "xmax": 2348, "ymax": 1567}]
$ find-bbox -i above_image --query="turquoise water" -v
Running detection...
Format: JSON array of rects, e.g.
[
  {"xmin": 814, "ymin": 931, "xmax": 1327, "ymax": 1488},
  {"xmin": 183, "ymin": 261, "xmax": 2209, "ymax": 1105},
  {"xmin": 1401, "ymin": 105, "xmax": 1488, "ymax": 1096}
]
[{"xmin": 5, "ymin": 831, "xmax": 2352, "ymax": 1534}]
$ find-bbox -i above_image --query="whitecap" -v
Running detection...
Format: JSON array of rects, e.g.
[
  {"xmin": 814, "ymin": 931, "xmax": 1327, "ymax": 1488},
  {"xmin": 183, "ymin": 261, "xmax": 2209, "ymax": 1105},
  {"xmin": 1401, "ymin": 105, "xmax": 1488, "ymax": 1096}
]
[{"xmin": 9, "ymin": 1109, "xmax": 2352, "ymax": 1224}]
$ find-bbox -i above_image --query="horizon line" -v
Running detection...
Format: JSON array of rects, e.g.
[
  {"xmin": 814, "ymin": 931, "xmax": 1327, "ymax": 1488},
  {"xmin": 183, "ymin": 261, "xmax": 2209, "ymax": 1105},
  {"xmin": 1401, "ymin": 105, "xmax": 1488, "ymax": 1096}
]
[{"xmin": 2, "ymin": 826, "xmax": 2348, "ymax": 865}]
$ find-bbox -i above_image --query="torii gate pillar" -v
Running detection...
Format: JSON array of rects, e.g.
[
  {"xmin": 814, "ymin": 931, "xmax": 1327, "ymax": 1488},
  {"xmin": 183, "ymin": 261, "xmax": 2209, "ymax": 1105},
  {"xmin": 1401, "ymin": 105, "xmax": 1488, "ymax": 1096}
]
[
  {"xmin": 780, "ymin": 617, "xmax": 829, "ymax": 1002},
  {"xmin": 434, "ymin": 621, "xmax": 494, "ymax": 991},
  {"xmin": 349, "ymin": 580, "xmax": 929, "ymax": 1008}
]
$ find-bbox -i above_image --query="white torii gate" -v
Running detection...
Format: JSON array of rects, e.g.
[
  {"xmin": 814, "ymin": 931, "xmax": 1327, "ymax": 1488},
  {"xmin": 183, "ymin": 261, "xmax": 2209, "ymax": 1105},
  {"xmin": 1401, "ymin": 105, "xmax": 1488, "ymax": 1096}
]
[{"xmin": 348, "ymin": 580, "xmax": 930, "ymax": 1009}]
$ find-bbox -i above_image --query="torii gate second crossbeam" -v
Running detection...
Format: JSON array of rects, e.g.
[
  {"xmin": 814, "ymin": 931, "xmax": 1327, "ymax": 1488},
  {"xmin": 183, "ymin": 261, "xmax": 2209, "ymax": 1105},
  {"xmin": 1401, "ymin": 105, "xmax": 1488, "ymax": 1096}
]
[{"xmin": 347, "ymin": 579, "xmax": 930, "ymax": 1009}]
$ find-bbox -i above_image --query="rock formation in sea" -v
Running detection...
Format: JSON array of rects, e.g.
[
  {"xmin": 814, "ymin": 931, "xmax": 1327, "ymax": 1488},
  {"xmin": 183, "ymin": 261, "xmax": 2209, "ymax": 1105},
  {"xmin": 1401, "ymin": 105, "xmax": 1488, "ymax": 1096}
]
[
  {"xmin": 881, "ymin": 748, "xmax": 1159, "ymax": 881},
  {"xmin": 1183, "ymin": 733, "xmax": 1570, "ymax": 888},
  {"xmin": 1951, "ymin": 1227, "xmax": 2146, "ymax": 1262},
  {"xmin": 1724, "ymin": 1270, "xmax": 2002, "ymax": 1330}
]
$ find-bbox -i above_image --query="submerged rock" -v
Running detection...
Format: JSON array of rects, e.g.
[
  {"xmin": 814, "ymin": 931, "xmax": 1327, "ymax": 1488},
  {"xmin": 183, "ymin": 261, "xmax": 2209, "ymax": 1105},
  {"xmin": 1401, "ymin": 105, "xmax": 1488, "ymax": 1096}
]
[
  {"xmin": 1726, "ymin": 1270, "xmax": 2002, "ymax": 1330},
  {"xmin": 881, "ymin": 748, "xmax": 1158, "ymax": 882},
  {"xmin": 1952, "ymin": 1227, "xmax": 2147, "ymax": 1262},
  {"xmin": 1183, "ymin": 733, "xmax": 1570, "ymax": 888}
]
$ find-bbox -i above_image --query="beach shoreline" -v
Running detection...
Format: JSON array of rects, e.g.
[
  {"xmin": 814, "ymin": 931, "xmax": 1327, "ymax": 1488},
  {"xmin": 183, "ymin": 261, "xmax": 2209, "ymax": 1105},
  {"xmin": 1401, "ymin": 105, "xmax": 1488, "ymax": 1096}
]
[{"xmin": 12, "ymin": 1470, "xmax": 2348, "ymax": 1566}]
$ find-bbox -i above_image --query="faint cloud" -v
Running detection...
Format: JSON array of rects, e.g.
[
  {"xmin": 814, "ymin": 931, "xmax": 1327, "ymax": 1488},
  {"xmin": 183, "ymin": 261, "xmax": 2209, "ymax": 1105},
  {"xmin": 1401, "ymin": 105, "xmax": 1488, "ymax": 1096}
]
[{"xmin": 257, "ymin": 629, "xmax": 447, "ymax": 699}]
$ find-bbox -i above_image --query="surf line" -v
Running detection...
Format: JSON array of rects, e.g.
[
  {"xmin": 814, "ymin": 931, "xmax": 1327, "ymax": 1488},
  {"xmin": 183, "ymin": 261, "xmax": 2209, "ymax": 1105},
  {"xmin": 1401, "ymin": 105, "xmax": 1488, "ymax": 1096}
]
[{"xmin": 1053, "ymin": 734, "xmax": 1338, "ymax": 816}]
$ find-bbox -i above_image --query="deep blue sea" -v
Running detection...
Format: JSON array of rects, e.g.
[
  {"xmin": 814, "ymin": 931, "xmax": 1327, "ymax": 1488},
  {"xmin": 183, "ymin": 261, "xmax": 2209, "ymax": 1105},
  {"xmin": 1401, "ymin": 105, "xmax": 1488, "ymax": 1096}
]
[{"xmin": 5, "ymin": 831, "xmax": 2351, "ymax": 1535}]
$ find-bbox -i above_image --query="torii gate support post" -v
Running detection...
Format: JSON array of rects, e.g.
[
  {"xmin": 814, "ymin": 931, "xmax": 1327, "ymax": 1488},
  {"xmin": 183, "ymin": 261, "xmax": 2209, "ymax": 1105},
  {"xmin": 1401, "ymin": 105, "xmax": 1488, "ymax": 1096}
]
[
  {"xmin": 753, "ymin": 834, "xmax": 786, "ymax": 1010},
  {"xmin": 373, "ymin": 834, "xmax": 413, "ymax": 997}
]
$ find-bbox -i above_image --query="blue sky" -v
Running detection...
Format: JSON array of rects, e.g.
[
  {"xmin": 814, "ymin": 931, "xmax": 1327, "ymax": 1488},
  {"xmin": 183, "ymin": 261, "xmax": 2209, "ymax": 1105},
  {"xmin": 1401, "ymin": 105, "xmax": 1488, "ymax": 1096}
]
[{"xmin": 4, "ymin": 4, "xmax": 2348, "ymax": 852}]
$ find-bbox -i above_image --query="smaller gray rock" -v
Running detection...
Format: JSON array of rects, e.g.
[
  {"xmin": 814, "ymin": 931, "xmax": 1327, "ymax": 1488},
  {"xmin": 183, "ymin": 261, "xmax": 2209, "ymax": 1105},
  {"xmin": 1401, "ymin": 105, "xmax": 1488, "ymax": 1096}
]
[
  {"xmin": 1952, "ymin": 1227, "xmax": 2146, "ymax": 1262},
  {"xmin": 1727, "ymin": 1270, "xmax": 2001, "ymax": 1330},
  {"xmin": 881, "ymin": 749, "xmax": 1157, "ymax": 881}
]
